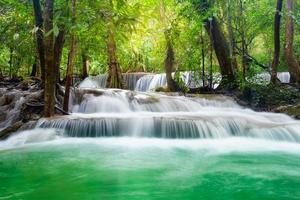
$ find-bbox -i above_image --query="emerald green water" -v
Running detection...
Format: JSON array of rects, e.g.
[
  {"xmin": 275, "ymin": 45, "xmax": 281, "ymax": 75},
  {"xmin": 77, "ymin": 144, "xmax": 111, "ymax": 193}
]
[{"xmin": 1, "ymin": 137, "xmax": 300, "ymax": 200}]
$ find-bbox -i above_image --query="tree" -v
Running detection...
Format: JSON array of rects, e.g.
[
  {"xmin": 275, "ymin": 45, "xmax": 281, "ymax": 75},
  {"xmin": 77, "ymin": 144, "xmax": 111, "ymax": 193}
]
[
  {"xmin": 225, "ymin": 0, "xmax": 238, "ymax": 74},
  {"xmin": 81, "ymin": 51, "xmax": 89, "ymax": 79},
  {"xmin": 32, "ymin": 0, "xmax": 45, "ymax": 83},
  {"xmin": 106, "ymin": 18, "xmax": 124, "ymax": 88},
  {"xmin": 271, "ymin": 0, "xmax": 283, "ymax": 84},
  {"xmin": 54, "ymin": 29, "xmax": 65, "ymax": 83},
  {"xmin": 43, "ymin": 0, "xmax": 56, "ymax": 117},
  {"xmin": 193, "ymin": 0, "xmax": 236, "ymax": 87},
  {"xmin": 160, "ymin": 0, "xmax": 177, "ymax": 91},
  {"xmin": 284, "ymin": 0, "xmax": 300, "ymax": 83},
  {"xmin": 63, "ymin": 0, "xmax": 77, "ymax": 112}
]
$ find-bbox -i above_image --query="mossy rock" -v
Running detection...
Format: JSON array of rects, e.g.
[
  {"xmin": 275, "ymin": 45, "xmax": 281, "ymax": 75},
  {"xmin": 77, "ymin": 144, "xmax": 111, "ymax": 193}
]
[
  {"xmin": 155, "ymin": 87, "xmax": 171, "ymax": 92},
  {"xmin": 273, "ymin": 104, "xmax": 300, "ymax": 119}
]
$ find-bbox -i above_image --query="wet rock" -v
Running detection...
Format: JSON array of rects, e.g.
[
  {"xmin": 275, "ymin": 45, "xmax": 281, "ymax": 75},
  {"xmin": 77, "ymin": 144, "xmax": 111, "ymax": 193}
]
[
  {"xmin": 19, "ymin": 121, "xmax": 38, "ymax": 131},
  {"xmin": 0, "ymin": 121, "xmax": 24, "ymax": 140},
  {"xmin": 16, "ymin": 77, "xmax": 42, "ymax": 91},
  {"xmin": 272, "ymin": 105, "xmax": 300, "ymax": 119}
]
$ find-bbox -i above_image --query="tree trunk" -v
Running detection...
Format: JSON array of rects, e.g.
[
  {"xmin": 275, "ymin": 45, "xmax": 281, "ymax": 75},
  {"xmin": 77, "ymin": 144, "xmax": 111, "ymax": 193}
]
[
  {"xmin": 284, "ymin": 0, "xmax": 300, "ymax": 83},
  {"xmin": 204, "ymin": 17, "xmax": 236, "ymax": 87},
  {"xmin": 44, "ymin": 0, "xmax": 56, "ymax": 117},
  {"xmin": 271, "ymin": 0, "xmax": 283, "ymax": 84},
  {"xmin": 54, "ymin": 29, "xmax": 66, "ymax": 83},
  {"xmin": 32, "ymin": 0, "xmax": 45, "ymax": 84},
  {"xmin": 160, "ymin": 0, "xmax": 177, "ymax": 91},
  {"xmin": 82, "ymin": 52, "xmax": 89, "ymax": 79},
  {"xmin": 30, "ymin": 62, "xmax": 37, "ymax": 77},
  {"xmin": 200, "ymin": 28, "xmax": 205, "ymax": 87},
  {"xmin": 9, "ymin": 47, "xmax": 13, "ymax": 79},
  {"xmin": 209, "ymin": 25, "xmax": 213, "ymax": 90},
  {"xmin": 196, "ymin": 0, "xmax": 236, "ymax": 88},
  {"xmin": 226, "ymin": 0, "xmax": 238, "ymax": 73},
  {"xmin": 35, "ymin": 49, "xmax": 41, "ymax": 78},
  {"xmin": 106, "ymin": 28, "xmax": 124, "ymax": 88},
  {"xmin": 239, "ymin": 0, "xmax": 248, "ymax": 79},
  {"xmin": 63, "ymin": 39, "xmax": 76, "ymax": 112},
  {"xmin": 165, "ymin": 39, "xmax": 177, "ymax": 91},
  {"xmin": 63, "ymin": 0, "xmax": 76, "ymax": 113}
]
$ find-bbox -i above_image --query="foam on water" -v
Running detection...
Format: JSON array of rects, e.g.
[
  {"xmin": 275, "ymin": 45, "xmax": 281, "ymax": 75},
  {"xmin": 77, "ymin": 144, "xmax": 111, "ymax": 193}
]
[
  {"xmin": 32, "ymin": 88, "xmax": 300, "ymax": 142},
  {"xmin": 2, "ymin": 130, "xmax": 300, "ymax": 155},
  {"xmin": 0, "ymin": 129, "xmax": 63, "ymax": 150}
]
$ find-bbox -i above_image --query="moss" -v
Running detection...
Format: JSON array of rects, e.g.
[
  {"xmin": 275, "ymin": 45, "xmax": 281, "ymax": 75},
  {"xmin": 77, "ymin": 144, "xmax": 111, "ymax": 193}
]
[{"xmin": 155, "ymin": 87, "xmax": 170, "ymax": 92}]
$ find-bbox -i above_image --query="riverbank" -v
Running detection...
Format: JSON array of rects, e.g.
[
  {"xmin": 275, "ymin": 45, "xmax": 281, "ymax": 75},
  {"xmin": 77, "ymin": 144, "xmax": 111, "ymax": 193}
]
[{"xmin": 230, "ymin": 83, "xmax": 300, "ymax": 119}]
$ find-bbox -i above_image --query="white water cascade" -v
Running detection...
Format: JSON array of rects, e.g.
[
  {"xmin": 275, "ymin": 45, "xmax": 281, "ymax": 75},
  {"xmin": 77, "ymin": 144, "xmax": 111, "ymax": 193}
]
[
  {"xmin": 134, "ymin": 72, "xmax": 220, "ymax": 91},
  {"xmin": 79, "ymin": 72, "xmax": 291, "ymax": 92},
  {"xmin": 36, "ymin": 88, "xmax": 300, "ymax": 142},
  {"xmin": 254, "ymin": 72, "xmax": 290, "ymax": 83},
  {"xmin": 79, "ymin": 73, "xmax": 151, "ymax": 90}
]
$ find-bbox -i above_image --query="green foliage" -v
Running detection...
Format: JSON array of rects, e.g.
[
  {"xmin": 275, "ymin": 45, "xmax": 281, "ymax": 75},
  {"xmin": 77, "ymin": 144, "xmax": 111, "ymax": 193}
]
[{"xmin": 0, "ymin": 0, "xmax": 299, "ymax": 82}]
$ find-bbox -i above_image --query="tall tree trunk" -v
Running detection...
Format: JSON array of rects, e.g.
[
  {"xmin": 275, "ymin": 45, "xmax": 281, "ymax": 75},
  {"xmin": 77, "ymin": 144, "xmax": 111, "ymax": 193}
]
[
  {"xmin": 226, "ymin": 0, "xmax": 238, "ymax": 73},
  {"xmin": 81, "ymin": 52, "xmax": 89, "ymax": 79},
  {"xmin": 209, "ymin": 24, "xmax": 213, "ymax": 90},
  {"xmin": 106, "ymin": 28, "xmax": 124, "ymax": 88},
  {"xmin": 165, "ymin": 39, "xmax": 177, "ymax": 91},
  {"xmin": 284, "ymin": 0, "xmax": 300, "ymax": 83},
  {"xmin": 44, "ymin": 0, "xmax": 56, "ymax": 117},
  {"xmin": 239, "ymin": 0, "xmax": 248, "ymax": 79},
  {"xmin": 35, "ymin": 49, "xmax": 41, "ymax": 78},
  {"xmin": 31, "ymin": 61, "xmax": 37, "ymax": 77},
  {"xmin": 63, "ymin": 0, "xmax": 76, "ymax": 113},
  {"xmin": 54, "ymin": 29, "xmax": 66, "ymax": 83},
  {"xmin": 204, "ymin": 17, "xmax": 236, "ymax": 87},
  {"xmin": 63, "ymin": 39, "xmax": 76, "ymax": 112},
  {"xmin": 9, "ymin": 47, "xmax": 13, "ymax": 79},
  {"xmin": 196, "ymin": 0, "xmax": 236, "ymax": 88},
  {"xmin": 160, "ymin": 0, "xmax": 177, "ymax": 91},
  {"xmin": 200, "ymin": 28, "xmax": 205, "ymax": 87},
  {"xmin": 271, "ymin": 0, "xmax": 283, "ymax": 84},
  {"xmin": 32, "ymin": 0, "xmax": 45, "ymax": 84}
]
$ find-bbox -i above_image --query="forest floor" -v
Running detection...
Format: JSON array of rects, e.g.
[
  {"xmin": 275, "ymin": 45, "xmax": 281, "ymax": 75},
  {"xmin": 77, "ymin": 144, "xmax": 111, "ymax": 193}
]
[{"xmin": 0, "ymin": 77, "xmax": 300, "ymax": 140}]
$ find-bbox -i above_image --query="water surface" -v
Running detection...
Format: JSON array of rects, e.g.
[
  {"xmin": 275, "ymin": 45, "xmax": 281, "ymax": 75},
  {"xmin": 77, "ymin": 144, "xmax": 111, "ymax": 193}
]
[{"xmin": 1, "ymin": 134, "xmax": 300, "ymax": 200}]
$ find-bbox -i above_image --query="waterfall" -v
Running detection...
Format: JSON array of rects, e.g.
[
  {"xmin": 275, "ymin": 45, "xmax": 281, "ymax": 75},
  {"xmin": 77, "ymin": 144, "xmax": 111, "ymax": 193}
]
[
  {"xmin": 79, "ymin": 72, "xmax": 291, "ymax": 92},
  {"xmin": 79, "ymin": 73, "xmax": 151, "ymax": 90},
  {"xmin": 78, "ymin": 75, "xmax": 107, "ymax": 88},
  {"xmin": 36, "ymin": 88, "xmax": 300, "ymax": 142},
  {"xmin": 135, "ymin": 72, "xmax": 208, "ymax": 92},
  {"xmin": 277, "ymin": 72, "xmax": 290, "ymax": 83},
  {"xmin": 254, "ymin": 72, "xmax": 290, "ymax": 83}
]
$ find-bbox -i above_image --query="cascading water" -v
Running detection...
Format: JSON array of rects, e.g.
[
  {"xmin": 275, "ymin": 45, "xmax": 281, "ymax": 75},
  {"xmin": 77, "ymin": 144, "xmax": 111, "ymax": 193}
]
[
  {"xmin": 79, "ymin": 72, "xmax": 290, "ymax": 93},
  {"xmin": 1, "ymin": 79, "xmax": 300, "ymax": 200},
  {"xmin": 134, "ymin": 72, "xmax": 210, "ymax": 91},
  {"xmin": 34, "ymin": 88, "xmax": 300, "ymax": 142},
  {"xmin": 250, "ymin": 72, "xmax": 291, "ymax": 83},
  {"xmin": 79, "ymin": 73, "xmax": 151, "ymax": 90}
]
